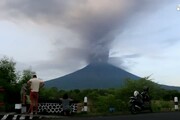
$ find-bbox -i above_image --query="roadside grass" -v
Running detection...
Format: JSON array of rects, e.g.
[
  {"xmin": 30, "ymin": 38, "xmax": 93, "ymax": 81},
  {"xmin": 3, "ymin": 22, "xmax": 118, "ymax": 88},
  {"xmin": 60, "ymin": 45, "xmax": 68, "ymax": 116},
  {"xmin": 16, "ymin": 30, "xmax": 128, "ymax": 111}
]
[
  {"xmin": 151, "ymin": 100, "xmax": 174, "ymax": 112},
  {"xmin": 74, "ymin": 100, "xmax": 176, "ymax": 117}
]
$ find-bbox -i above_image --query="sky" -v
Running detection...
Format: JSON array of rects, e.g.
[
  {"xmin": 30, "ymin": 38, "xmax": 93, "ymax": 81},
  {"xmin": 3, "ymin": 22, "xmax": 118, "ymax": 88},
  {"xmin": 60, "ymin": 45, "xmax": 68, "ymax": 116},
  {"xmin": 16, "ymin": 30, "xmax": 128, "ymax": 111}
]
[{"xmin": 0, "ymin": 0, "xmax": 180, "ymax": 86}]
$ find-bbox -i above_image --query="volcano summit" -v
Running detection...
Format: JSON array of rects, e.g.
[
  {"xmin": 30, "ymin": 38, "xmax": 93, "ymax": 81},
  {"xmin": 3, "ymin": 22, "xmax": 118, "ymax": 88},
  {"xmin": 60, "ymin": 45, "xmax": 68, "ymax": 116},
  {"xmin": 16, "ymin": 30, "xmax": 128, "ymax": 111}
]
[{"xmin": 45, "ymin": 62, "xmax": 141, "ymax": 90}]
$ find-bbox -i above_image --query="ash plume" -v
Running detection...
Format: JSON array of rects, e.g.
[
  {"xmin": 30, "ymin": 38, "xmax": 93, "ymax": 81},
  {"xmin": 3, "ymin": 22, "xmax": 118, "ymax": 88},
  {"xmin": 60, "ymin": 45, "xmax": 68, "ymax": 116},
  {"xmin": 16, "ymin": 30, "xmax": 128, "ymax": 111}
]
[{"xmin": 0, "ymin": 0, "xmax": 169, "ymax": 65}]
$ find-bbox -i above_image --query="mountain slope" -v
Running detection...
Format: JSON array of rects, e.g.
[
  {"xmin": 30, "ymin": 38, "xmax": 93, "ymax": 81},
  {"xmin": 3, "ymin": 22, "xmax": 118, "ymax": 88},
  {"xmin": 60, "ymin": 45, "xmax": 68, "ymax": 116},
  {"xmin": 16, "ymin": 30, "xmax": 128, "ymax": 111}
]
[
  {"xmin": 45, "ymin": 62, "xmax": 141, "ymax": 90},
  {"xmin": 160, "ymin": 84, "xmax": 180, "ymax": 91}
]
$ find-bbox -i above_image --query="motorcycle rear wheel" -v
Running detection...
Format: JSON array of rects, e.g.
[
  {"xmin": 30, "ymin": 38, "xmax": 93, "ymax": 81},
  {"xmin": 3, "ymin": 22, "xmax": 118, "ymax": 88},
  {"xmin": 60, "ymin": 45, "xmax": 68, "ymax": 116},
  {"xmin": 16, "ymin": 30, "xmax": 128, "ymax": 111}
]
[{"xmin": 130, "ymin": 105, "xmax": 138, "ymax": 114}]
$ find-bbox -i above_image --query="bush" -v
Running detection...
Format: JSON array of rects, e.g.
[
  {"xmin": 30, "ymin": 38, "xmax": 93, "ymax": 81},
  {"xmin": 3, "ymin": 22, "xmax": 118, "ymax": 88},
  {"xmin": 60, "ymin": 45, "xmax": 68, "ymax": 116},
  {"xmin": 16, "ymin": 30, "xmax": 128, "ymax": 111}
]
[{"xmin": 151, "ymin": 100, "xmax": 173, "ymax": 112}]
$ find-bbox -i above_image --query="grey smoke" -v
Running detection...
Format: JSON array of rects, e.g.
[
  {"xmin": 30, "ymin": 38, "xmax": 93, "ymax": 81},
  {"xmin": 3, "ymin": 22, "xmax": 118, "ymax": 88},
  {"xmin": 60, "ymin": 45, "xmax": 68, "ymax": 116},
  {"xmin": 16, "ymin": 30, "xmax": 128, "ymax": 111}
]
[{"xmin": 0, "ymin": 0, "xmax": 169, "ymax": 65}]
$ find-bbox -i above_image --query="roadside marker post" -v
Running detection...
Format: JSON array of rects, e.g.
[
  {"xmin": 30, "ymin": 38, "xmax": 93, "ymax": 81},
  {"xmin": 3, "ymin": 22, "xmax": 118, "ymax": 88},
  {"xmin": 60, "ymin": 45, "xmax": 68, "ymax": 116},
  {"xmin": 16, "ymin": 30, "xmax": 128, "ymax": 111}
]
[
  {"xmin": 174, "ymin": 97, "xmax": 179, "ymax": 111},
  {"xmin": 83, "ymin": 96, "xmax": 88, "ymax": 112}
]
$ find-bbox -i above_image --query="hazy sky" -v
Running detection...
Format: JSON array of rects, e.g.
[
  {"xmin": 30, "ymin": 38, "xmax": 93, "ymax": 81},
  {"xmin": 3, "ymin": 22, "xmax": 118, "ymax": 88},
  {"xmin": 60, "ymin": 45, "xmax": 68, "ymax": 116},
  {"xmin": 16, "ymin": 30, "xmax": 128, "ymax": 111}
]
[{"xmin": 0, "ymin": 0, "xmax": 180, "ymax": 86}]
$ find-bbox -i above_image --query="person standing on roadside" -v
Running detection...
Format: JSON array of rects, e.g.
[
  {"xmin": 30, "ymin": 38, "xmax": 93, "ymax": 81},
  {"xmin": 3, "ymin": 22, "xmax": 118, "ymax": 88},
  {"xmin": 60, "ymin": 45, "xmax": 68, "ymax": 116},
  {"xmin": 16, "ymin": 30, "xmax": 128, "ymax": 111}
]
[
  {"xmin": 60, "ymin": 93, "xmax": 73, "ymax": 116},
  {"xmin": 20, "ymin": 83, "xmax": 27, "ymax": 105},
  {"xmin": 27, "ymin": 74, "xmax": 44, "ymax": 114}
]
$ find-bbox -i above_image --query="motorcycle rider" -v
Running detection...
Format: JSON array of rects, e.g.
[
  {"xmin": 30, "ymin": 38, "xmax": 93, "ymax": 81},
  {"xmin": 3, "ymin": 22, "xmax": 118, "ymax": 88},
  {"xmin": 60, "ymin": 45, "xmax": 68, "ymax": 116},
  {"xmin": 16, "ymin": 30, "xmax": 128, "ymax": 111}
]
[
  {"xmin": 129, "ymin": 86, "xmax": 152, "ymax": 113},
  {"xmin": 141, "ymin": 86, "xmax": 150, "ymax": 102},
  {"xmin": 133, "ymin": 90, "xmax": 143, "ymax": 108}
]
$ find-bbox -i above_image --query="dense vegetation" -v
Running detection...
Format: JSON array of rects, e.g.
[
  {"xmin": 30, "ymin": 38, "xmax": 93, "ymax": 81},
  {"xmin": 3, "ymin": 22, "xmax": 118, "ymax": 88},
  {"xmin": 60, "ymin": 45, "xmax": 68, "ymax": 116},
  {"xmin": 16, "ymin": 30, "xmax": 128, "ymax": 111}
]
[{"xmin": 0, "ymin": 57, "xmax": 180, "ymax": 113}]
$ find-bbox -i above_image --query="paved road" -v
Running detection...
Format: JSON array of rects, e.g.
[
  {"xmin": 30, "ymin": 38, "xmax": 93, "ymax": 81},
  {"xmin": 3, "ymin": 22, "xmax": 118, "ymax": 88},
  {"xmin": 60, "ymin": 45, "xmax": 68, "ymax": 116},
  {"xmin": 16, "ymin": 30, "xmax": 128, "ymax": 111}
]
[
  {"xmin": 1, "ymin": 112, "xmax": 180, "ymax": 120},
  {"xmin": 61, "ymin": 112, "xmax": 180, "ymax": 120}
]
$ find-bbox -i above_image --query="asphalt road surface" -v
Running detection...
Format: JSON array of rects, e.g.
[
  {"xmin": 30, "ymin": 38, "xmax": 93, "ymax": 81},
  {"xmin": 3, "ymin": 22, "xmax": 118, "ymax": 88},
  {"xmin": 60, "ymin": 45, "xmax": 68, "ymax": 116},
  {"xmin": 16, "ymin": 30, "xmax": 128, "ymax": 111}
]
[
  {"xmin": 59, "ymin": 112, "xmax": 180, "ymax": 120},
  {"xmin": 1, "ymin": 112, "xmax": 180, "ymax": 120}
]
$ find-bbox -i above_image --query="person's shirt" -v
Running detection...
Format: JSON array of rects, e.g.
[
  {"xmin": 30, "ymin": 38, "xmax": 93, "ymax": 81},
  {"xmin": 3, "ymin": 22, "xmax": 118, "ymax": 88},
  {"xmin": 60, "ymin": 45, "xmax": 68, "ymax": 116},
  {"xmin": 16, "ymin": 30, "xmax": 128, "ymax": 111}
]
[
  {"xmin": 62, "ymin": 99, "xmax": 70, "ymax": 110},
  {"xmin": 62, "ymin": 98, "xmax": 73, "ymax": 110},
  {"xmin": 141, "ymin": 91, "xmax": 150, "ymax": 101},
  {"xmin": 28, "ymin": 78, "xmax": 44, "ymax": 92}
]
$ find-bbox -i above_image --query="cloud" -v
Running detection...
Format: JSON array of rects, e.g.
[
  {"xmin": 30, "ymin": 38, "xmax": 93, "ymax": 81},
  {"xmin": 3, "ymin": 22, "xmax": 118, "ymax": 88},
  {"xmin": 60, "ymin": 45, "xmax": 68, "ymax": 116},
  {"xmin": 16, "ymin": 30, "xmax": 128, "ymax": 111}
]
[{"xmin": 109, "ymin": 53, "xmax": 141, "ymax": 70}]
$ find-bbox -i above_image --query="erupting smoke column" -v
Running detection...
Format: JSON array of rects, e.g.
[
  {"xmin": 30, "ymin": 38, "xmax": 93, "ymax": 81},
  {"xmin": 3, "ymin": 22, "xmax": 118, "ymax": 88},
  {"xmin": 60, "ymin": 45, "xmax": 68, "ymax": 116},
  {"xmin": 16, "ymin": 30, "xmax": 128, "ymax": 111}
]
[{"xmin": 0, "ymin": 0, "xmax": 168, "ymax": 64}]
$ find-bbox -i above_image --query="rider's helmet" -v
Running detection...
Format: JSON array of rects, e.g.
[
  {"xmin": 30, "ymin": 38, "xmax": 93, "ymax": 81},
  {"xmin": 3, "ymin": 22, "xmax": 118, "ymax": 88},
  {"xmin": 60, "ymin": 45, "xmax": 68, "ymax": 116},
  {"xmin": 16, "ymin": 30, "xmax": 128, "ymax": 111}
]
[{"xmin": 134, "ymin": 90, "xmax": 139, "ymax": 97}]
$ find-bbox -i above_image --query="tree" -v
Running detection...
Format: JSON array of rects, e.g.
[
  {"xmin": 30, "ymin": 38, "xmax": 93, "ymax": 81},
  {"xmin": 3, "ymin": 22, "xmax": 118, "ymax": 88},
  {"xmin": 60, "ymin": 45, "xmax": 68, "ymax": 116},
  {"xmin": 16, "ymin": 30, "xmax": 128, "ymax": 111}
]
[
  {"xmin": 18, "ymin": 69, "xmax": 35, "ymax": 85},
  {"xmin": 0, "ymin": 57, "xmax": 21, "ymax": 111},
  {"xmin": 118, "ymin": 77, "xmax": 165, "ymax": 101},
  {"xmin": 0, "ymin": 57, "xmax": 17, "ymax": 84}
]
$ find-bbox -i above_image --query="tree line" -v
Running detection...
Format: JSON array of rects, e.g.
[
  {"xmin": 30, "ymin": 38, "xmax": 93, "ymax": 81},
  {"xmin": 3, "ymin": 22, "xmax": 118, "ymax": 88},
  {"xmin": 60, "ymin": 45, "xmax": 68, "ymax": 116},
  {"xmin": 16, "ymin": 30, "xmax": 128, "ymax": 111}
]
[{"xmin": 0, "ymin": 57, "xmax": 180, "ymax": 113}]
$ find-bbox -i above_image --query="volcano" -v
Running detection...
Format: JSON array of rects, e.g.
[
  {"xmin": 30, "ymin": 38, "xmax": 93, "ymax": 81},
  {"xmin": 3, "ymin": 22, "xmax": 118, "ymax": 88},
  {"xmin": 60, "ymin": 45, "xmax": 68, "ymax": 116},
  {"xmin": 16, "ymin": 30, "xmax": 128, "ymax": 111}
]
[{"xmin": 45, "ymin": 62, "xmax": 141, "ymax": 90}]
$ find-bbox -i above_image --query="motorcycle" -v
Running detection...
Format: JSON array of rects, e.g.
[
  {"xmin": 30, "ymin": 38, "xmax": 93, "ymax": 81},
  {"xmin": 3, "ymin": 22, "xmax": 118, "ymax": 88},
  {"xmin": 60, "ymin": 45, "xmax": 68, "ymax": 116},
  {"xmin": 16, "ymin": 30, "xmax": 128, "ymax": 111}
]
[{"xmin": 129, "ymin": 91, "xmax": 152, "ymax": 114}]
